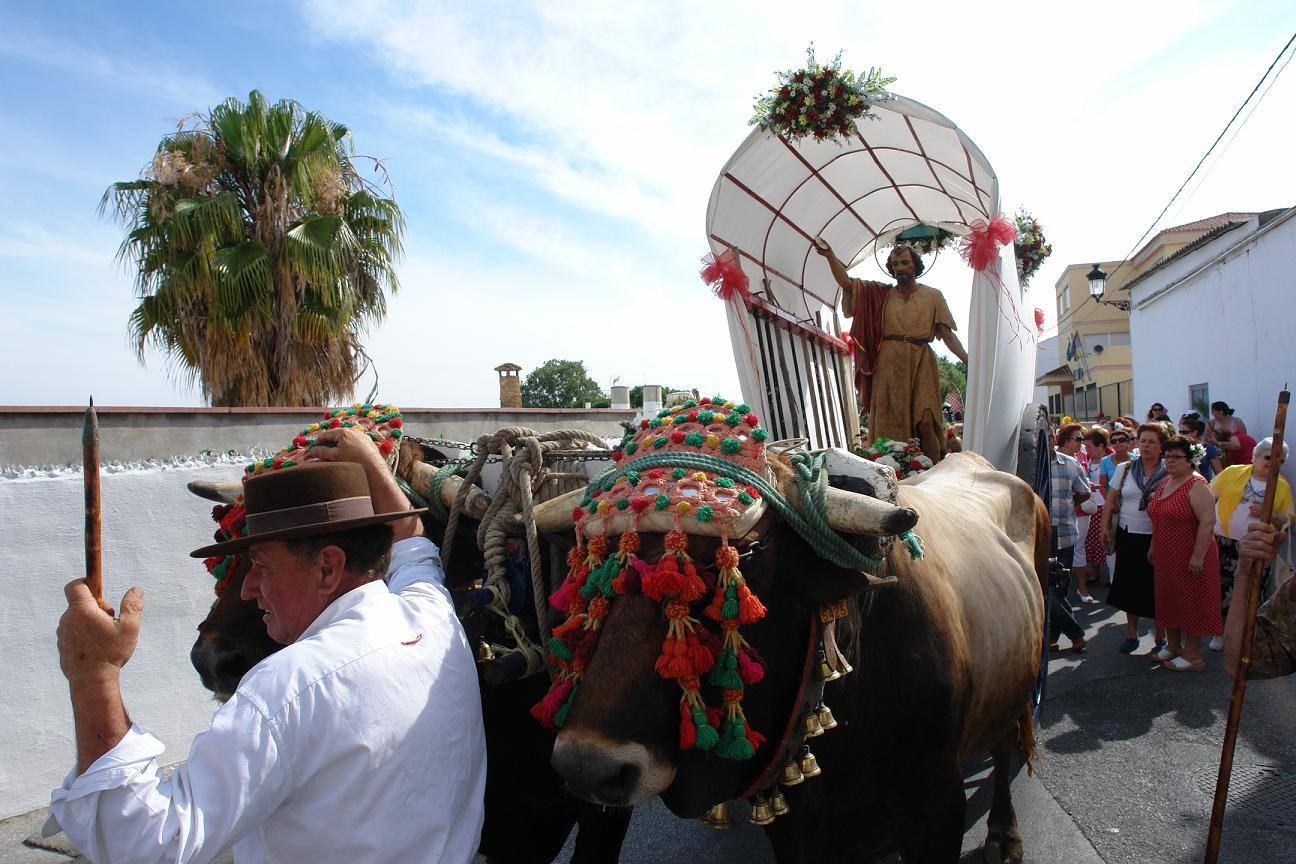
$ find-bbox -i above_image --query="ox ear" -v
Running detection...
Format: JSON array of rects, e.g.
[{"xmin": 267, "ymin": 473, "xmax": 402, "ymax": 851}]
[{"xmin": 187, "ymin": 479, "xmax": 242, "ymax": 504}]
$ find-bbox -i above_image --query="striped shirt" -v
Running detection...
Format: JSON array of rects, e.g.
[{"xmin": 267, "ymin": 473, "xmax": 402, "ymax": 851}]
[{"xmin": 1048, "ymin": 449, "xmax": 1091, "ymax": 549}]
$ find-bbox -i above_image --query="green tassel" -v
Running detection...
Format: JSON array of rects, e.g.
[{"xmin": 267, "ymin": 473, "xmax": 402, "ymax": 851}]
[
  {"xmin": 716, "ymin": 721, "xmax": 755, "ymax": 760},
  {"xmin": 722, "ymin": 596, "xmax": 739, "ymax": 618},
  {"xmin": 708, "ymin": 649, "xmax": 743, "ymax": 689},
  {"xmin": 554, "ymin": 684, "xmax": 579, "ymax": 728},
  {"xmin": 694, "ymin": 720, "xmax": 719, "ymax": 751},
  {"xmin": 548, "ymin": 636, "xmax": 573, "ymax": 661}
]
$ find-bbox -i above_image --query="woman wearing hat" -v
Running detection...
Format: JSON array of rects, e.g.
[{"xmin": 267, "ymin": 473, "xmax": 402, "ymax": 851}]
[{"xmin": 48, "ymin": 428, "xmax": 487, "ymax": 863}]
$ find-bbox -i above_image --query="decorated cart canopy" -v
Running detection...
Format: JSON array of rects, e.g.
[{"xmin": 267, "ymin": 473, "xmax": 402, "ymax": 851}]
[{"xmin": 705, "ymin": 86, "xmax": 1036, "ymax": 472}]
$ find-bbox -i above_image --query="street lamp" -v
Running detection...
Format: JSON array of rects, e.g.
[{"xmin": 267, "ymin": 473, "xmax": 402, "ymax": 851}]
[{"xmin": 1086, "ymin": 264, "xmax": 1130, "ymax": 311}]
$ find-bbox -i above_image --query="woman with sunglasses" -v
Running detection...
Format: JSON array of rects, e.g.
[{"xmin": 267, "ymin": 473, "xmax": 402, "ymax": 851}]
[
  {"xmin": 1103, "ymin": 424, "xmax": 1170, "ymax": 654},
  {"xmin": 1147, "ymin": 436, "xmax": 1221, "ymax": 670}
]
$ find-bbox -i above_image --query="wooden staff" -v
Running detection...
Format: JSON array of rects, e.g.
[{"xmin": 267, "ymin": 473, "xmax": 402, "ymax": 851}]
[
  {"xmin": 83, "ymin": 397, "xmax": 105, "ymax": 609},
  {"xmin": 1204, "ymin": 386, "xmax": 1289, "ymax": 863}
]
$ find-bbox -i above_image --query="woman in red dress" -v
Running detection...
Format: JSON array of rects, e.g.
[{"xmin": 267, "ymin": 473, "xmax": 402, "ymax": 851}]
[{"xmin": 1148, "ymin": 436, "xmax": 1221, "ymax": 671}]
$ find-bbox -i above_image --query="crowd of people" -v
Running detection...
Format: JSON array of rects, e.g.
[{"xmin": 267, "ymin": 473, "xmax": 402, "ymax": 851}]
[{"xmin": 1046, "ymin": 401, "xmax": 1294, "ymax": 674}]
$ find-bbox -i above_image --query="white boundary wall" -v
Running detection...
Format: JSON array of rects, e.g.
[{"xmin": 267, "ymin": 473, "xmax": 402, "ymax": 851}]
[{"xmin": 0, "ymin": 462, "xmax": 244, "ymax": 818}]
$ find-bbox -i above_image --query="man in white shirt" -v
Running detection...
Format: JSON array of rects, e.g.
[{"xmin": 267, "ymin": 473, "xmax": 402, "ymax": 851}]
[{"xmin": 48, "ymin": 428, "xmax": 486, "ymax": 863}]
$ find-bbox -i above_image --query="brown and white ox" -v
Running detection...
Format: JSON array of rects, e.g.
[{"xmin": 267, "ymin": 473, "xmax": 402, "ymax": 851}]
[
  {"xmin": 186, "ymin": 463, "xmax": 634, "ymax": 864},
  {"xmin": 533, "ymin": 451, "xmax": 1048, "ymax": 864}
]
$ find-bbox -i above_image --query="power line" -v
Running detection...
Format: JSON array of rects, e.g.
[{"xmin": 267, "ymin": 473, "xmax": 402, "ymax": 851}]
[{"xmin": 1103, "ymin": 30, "xmax": 1296, "ymax": 288}]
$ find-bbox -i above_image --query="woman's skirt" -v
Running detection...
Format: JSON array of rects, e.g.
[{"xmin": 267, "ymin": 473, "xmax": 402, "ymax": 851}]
[{"xmin": 1107, "ymin": 526, "xmax": 1155, "ymax": 618}]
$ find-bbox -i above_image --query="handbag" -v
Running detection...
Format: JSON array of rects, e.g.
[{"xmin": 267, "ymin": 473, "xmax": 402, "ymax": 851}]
[{"xmin": 1103, "ymin": 462, "xmax": 1130, "ymax": 554}]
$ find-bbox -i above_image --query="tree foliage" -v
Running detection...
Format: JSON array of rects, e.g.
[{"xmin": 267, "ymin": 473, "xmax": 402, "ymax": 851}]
[
  {"xmin": 520, "ymin": 359, "xmax": 607, "ymax": 408},
  {"xmin": 102, "ymin": 90, "xmax": 404, "ymax": 406},
  {"xmin": 936, "ymin": 356, "xmax": 967, "ymax": 401}
]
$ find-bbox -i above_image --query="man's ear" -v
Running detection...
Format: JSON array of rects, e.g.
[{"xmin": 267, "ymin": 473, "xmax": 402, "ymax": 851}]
[{"xmin": 316, "ymin": 545, "xmax": 349, "ymax": 596}]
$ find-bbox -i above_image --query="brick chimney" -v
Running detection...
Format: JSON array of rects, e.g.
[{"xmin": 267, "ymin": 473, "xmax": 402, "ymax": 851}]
[{"xmin": 495, "ymin": 363, "xmax": 522, "ymax": 408}]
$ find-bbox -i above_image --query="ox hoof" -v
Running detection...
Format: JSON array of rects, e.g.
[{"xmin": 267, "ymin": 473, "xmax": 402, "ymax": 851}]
[{"xmin": 982, "ymin": 831, "xmax": 1023, "ymax": 864}]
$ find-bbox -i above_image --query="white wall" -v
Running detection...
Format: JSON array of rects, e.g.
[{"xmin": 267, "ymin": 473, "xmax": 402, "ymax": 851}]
[
  {"xmin": 0, "ymin": 462, "xmax": 244, "ymax": 818},
  {"xmin": 1128, "ymin": 210, "xmax": 1296, "ymax": 487}
]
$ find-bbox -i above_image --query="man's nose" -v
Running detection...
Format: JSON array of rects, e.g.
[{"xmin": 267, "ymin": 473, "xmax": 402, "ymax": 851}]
[{"xmin": 241, "ymin": 568, "xmax": 260, "ymax": 601}]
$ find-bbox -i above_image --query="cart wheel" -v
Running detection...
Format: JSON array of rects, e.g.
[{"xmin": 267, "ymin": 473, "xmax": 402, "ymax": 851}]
[{"xmin": 1016, "ymin": 403, "xmax": 1050, "ymax": 501}]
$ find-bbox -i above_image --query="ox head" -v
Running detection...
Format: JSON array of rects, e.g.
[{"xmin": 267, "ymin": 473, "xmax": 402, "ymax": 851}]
[
  {"xmin": 187, "ymin": 453, "xmax": 492, "ymax": 700},
  {"xmin": 531, "ymin": 456, "xmax": 918, "ymax": 815}
]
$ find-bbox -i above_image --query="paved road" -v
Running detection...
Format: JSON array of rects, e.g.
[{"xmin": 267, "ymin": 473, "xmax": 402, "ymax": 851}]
[{"xmin": 6, "ymin": 602, "xmax": 1294, "ymax": 862}]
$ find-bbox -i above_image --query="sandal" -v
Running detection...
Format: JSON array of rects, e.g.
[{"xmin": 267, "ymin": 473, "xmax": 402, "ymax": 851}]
[
  {"xmin": 1118, "ymin": 638, "xmax": 1140, "ymax": 654},
  {"xmin": 1079, "ymin": 594, "xmax": 1097, "ymax": 604},
  {"xmin": 1162, "ymin": 656, "xmax": 1206, "ymax": 672},
  {"xmin": 1154, "ymin": 648, "xmax": 1179, "ymax": 662}
]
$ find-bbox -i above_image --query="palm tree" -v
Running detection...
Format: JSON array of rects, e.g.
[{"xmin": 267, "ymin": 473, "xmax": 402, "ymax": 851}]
[{"xmin": 102, "ymin": 90, "xmax": 405, "ymax": 406}]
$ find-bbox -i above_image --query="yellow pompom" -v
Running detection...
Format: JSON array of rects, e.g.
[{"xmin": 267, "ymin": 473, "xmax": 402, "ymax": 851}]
[
  {"xmin": 676, "ymin": 501, "xmax": 692, "ymax": 514},
  {"xmin": 724, "ymin": 401, "xmax": 736, "ymax": 409},
  {"xmin": 597, "ymin": 500, "xmax": 610, "ymax": 514},
  {"xmin": 692, "ymin": 471, "xmax": 708, "ymax": 481},
  {"xmin": 712, "ymin": 413, "xmax": 727, "ymax": 423},
  {"xmin": 661, "ymin": 415, "xmax": 674, "ymax": 426},
  {"xmin": 705, "ymin": 434, "xmax": 721, "ymax": 449},
  {"xmin": 307, "ymin": 423, "xmax": 321, "ymax": 432}
]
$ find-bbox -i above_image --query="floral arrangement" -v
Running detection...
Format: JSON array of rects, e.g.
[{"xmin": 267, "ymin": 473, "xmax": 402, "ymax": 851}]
[
  {"xmin": 894, "ymin": 225, "xmax": 957, "ymax": 256},
  {"xmin": 1189, "ymin": 441, "xmax": 1207, "ymax": 467},
  {"xmin": 751, "ymin": 46, "xmax": 895, "ymax": 142},
  {"xmin": 855, "ymin": 436, "xmax": 933, "ymax": 479},
  {"xmin": 1014, "ymin": 209, "xmax": 1053, "ymax": 286}
]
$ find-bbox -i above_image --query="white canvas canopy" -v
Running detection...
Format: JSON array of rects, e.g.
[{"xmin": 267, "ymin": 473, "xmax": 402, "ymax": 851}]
[{"xmin": 705, "ymin": 94, "xmax": 1035, "ymax": 472}]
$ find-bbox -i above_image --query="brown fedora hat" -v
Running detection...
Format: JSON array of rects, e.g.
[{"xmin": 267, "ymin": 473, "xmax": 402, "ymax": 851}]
[{"xmin": 190, "ymin": 462, "xmax": 425, "ymax": 558}]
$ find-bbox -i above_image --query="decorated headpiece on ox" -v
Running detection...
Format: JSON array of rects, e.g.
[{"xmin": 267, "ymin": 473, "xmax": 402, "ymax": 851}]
[{"xmin": 529, "ymin": 397, "xmax": 922, "ymax": 822}]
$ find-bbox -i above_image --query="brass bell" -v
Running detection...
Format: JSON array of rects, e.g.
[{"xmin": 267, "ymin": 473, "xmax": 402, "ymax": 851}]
[
  {"xmin": 700, "ymin": 802, "xmax": 734, "ymax": 830},
  {"xmin": 798, "ymin": 745, "xmax": 822, "ymax": 778},
  {"xmin": 839, "ymin": 655, "xmax": 854, "ymax": 676},
  {"xmin": 815, "ymin": 648, "xmax": 841, "ymax": 682},
  {"xmin": 816, "ymin": 702, "xmax": 838, "ymax": 731},
  {"xmin": 769, "ymin": 787, "xmax": 790, "ymax": 817},
  {"xmin": 779, "ymin": 757, "xmax": 804, "ymax": 786},
  {"xmin": 802, "ymin": 709, "xmax": 824, "ymax": 737},
  {"xmin": 475, "ymin": 639, "xmax": 495, "ymax": 663},
  {"xmin": 748, "ymin": 794, "xmax": 776, "ymax": 826}
]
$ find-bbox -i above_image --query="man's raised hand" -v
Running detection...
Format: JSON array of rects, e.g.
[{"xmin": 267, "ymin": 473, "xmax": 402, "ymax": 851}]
[{"xmin": 58, "ymin": 581, "xmax": 143, "ymax": 684}]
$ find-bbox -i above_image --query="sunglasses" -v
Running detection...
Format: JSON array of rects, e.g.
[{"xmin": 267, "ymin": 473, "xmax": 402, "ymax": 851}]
[{"xmin": 1111, "ymin": 436, "xmax": 1129, "ymax": 443}]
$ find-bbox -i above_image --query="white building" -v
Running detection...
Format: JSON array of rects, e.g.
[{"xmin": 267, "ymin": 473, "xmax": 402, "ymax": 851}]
[{"xmin": 1126, "ymin": 205, "xmax": 1295, "ymax": 482}]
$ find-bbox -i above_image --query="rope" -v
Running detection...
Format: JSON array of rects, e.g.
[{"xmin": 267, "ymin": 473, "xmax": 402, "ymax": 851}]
[
  {"xmin": 584, "ymin": 450, "xmax": 923, "ymax": 572},
  {"xmin": 446, "ymin": 427, "xmax": 611, "ymax": 647}
]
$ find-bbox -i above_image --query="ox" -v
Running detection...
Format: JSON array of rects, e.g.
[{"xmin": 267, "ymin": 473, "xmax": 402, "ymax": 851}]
[
  {"xmin": 186, "ymin": 463, "xmax": 633, "ymax": 864},
  {"xmin": 534, "ymin": 451, "xmax": 1048, "ymax": 864}
]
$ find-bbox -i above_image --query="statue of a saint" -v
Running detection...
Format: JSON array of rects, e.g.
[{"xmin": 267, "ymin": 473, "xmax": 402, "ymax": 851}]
[{"xmin": 814, "ymin": 239, "xmax": 967, "ymax": 463}]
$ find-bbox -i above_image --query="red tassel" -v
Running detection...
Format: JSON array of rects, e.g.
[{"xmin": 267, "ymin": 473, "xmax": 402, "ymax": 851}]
[
  {"xmin": 746, "ymin": 728, "xmax": 766, "ymax": 751},
  {"xmin": 679, "ymin": 701, "xmax": 696, "ymax": 749},
  {"xmin": 686, "ymin": 631, "xmax": 715, "ymax": 674},
  {"xmin": 550, "ymin": 579, "xmax": 578, "ymax": 612},
  {"xmin": 643, "ymin": 557, "xmax": 685, "ymax": 600},
  {"xmin": 531, "ymin": 679, "xmax": 572, "ymax": 728},
  {"xmin": 679, "ymin": 559, "xmax": 707, "ymax": 602},
  {"xmin": 736, "ymin": 583, "xmax": 767, "ymax": 624}
]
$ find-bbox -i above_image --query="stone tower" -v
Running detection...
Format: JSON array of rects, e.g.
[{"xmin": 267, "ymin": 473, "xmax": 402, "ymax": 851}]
[{"xmin": 495, "ymin": 362, "xmax": 523, "ymax": 408}]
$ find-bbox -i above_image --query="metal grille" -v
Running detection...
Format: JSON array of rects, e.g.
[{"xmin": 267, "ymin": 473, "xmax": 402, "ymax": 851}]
[{"xmin": 1196, "ymin": 764, "xmax": 1296, "ymax": 822}]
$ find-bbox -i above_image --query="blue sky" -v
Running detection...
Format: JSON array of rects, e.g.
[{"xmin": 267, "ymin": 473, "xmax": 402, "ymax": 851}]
[{"xmin": 2, "ymin": 1, "xmax": 1293, "ymax": 407}]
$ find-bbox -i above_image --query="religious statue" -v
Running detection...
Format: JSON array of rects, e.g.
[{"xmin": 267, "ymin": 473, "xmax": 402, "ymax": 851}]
[{"xmin": 814, "ymin": 238, "xmax": 967, "ymax": 463}]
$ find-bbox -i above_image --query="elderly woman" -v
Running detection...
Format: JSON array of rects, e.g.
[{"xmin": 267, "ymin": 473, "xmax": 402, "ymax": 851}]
[
  {"xmin": 1208, "ymin": 436, "xmax": 1295, "ymax": 651},
  {"xmin": 1103, "ymin": 423, "xmax": 1169, "ymax": 654},
  {"xmin": 1147, "ymin": 436, "xmax": 1221, "ymax": 670}
]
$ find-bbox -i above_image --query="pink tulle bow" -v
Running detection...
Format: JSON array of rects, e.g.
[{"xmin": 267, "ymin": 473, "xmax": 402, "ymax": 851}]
[
  {"xmin": 1033, "ymin": 307, "xmax": 1045, "ymax": 334},
  {"xmin": 700, "ymin": 249, "xmax": 750, "ymax": 300},
  {"xmin": 959, "ymin": 215, "xmax": 1017, "ymax": 272}
]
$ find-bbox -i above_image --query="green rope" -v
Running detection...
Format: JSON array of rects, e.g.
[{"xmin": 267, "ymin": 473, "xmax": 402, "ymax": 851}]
[
  {"xmin": 396, "ymin": 459, "xmax": 473, "ymax": 519},
  {"xmin": 585, "ymin": 451, "xmax": 923, "ymax": 571}
]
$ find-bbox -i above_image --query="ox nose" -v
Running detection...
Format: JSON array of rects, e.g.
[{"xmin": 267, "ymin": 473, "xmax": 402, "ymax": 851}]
[
  {"xmin": 191, "ymin": 642, "xmax": 251, "ymax": 697},
  {"xmin": 551, "ymin": 739, "xmax": 647, "ymax": 807}
]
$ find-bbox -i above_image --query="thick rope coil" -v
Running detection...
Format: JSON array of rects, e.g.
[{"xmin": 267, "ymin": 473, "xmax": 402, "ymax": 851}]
[{"xmin": 444, "ymin": 427, "xmax": 610, "ymax": 648}]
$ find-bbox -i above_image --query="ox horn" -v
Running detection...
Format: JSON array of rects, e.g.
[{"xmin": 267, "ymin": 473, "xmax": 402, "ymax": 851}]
[
  {"xmin": 403, "ymin": 460, "xmax": 492, "ymax": 520},
  {"xmin": 531, "ymin": 487, "xmax": 586, "ymax": 534},
  {"xmin": 777, "ymin": 472, "xmax": 918, "ymax": 537},
  {"xmin": 187, "ymin": 479, "xmax": 243, "ymax": 503}
]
